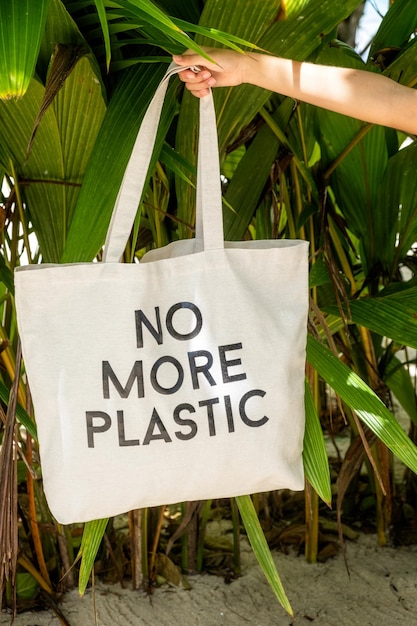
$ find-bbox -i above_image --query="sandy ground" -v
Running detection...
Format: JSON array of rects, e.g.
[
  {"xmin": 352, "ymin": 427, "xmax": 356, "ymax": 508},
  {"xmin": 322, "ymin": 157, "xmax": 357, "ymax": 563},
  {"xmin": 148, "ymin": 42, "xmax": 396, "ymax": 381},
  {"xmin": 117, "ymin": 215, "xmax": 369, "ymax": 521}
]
[{"xmin": 3, "ymin": 533, "xmax": 417, "ymax": 626}]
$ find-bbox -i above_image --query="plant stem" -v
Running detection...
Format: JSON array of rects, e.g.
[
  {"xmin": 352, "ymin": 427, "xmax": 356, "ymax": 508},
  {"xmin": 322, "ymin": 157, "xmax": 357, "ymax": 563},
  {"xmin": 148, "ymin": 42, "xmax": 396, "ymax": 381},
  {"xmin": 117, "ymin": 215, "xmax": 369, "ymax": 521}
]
[
  {"xmin": 304, "ymin": 481, "xmax": 319, "ymax": 563},
  {"xmin": 128, "ymin": 509, "xmax": 142, "ymax": 590},
  {"xmin": 230, "ymin": 498, "xmax": 241, "ymax": 576}
]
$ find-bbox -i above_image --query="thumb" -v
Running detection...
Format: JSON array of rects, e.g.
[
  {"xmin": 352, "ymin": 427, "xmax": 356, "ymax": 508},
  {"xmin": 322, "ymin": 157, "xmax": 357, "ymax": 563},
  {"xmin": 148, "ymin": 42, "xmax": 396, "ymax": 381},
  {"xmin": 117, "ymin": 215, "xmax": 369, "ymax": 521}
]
[
  {"xmin": 172, "ymin": 53, "xmax": 202, "ymax": 66},
  {"xmin": 172, "ymin": 52, "xmax": 221, "ymax": 72}
]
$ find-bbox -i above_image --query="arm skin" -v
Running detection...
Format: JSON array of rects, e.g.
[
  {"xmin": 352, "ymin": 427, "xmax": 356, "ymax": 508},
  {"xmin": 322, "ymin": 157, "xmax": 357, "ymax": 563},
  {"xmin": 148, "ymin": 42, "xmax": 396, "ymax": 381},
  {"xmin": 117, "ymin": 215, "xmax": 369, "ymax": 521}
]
[{"xmin": 173, "ymin": 49, "xmax": 417, "ymax": 135}]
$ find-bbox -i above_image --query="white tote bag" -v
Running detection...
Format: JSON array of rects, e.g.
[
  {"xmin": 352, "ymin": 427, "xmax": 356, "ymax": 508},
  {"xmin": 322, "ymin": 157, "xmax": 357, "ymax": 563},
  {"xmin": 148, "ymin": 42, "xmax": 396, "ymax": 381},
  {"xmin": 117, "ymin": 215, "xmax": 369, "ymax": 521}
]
[{"xmin": 15, "ymin": 64, "xmax": 309, "ymax": 524}]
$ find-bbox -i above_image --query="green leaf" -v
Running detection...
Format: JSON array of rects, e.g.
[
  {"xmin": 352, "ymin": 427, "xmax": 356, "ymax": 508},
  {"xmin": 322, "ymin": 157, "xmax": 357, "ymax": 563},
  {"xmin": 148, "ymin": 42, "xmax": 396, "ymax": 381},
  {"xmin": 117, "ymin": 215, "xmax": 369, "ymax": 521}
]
[
  {"xmin": 77, "ymin": 517, "xmax": 108, "ymax": 595},
  {"xmin": 38, "ymin": 0, "xmax": 91, "ymax": 88},
  {"xmin": 215, "ymin": 0, "xmax": 365, "ymax": 147},
  {"xmin": 0, "ymin": 380, "xmax": 37, "ymax": 441},
  {"xmin": 52, "ymin": 53, "xmax": 106, "ymax": 222},
  {"xmin": 279, "ymin": 0, "xmax": 312, "ymax": 19},
  {"xmin": 309, "ymin": 256, "xmax": 330, "ymax": 289},
  {"xmin": 236, "ymin": 495, "xmax": 293, "ymax": 616},
  {"xmin": 222, "ymin": 145, "xmax": 245, "ymax": 180},
  {"xmin": 171, "ymin": 19, "xmax": 264, "ymax": 51},
  {"xmin": 314, "ymin": 44, "xmax": 391, "ymax": 273},
  {"xmin": 0, "ymin": 52, "xmax": 106, "ymax": 263},
  {"xmin": 383, "ymin": 355, "xmax": 417, "ymax": 426},
  {"xmin": 306, "ymin": 334, "xmax": 417, "ymax": 475},
  {"xmin": 61, "ymin": 62, "xmax": 178, "ymax": 262},
  {"xmin": 369, "ymin": 0, "xmax": 417, "ymax": 63},
  {"xmin": 382, "ymin": 36, "xmax": 417, "ymax": 87},
  {"xmin": 303, "ymin": 381, "xmax": 332, "ymax": 505},
  {"xmin": 377, "ymin": 140, "xmax": 417, "ymax": 270},
  {"xmin": 0, "ymin": 254, "xmax": 14, "ymax": 294},
  {"xmin": 93, "ymin": 0, "xmax": 112, "ymax": 70},
  {"xmin": 160, "ymin": 143, "xmax": 196, "ymax": 186},
  {"xmin": 0, "ymin": 78, "xmax": 64, "ymax": 262},
  {"xmin": 16, "ymin": 572, "xmax": 39, "ymax": 600},
  {"xmin": 156, "ymin": 0, "xmax": 201, "ymax": 23},
  {"xmin": 125, "ymin": 0, "xmax": 190, "ymax": 35},
  {"xmin": 324, "ymin": 296, "xmax": 417, "ymax": 351},
  {"xmin": 223, "ymin": 99, "xmax": 294, "ymax": 240},
  {"xmin": 175, "ymin": 0, "xmax": 365, "ymax": 239},
  {"xmin": 0, "ymin": 0, "xmax": 50, "ymax": 99},
  {"xmin": 114, "ymin": 0, "xmax": 214, "ymax": 58}
]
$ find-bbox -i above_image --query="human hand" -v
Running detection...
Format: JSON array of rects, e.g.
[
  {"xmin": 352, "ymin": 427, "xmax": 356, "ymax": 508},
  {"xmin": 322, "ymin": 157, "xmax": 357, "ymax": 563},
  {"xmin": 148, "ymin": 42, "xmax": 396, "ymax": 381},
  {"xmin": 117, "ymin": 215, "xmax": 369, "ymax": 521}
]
[{"xmin": 173, "ymin": 48, "xmax": 247, "ymax": 97}]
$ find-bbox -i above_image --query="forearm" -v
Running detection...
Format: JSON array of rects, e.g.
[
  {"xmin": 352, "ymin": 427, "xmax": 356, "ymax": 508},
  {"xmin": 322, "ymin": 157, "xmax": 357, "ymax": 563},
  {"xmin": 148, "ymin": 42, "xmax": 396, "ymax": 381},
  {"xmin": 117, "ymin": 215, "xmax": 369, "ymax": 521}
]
[
  {"xmin": 243, "ymin": 53, "xmax": 417, "ymax": 134},
  {"xmin": 175, "ymin": 48, "xmax": 417, "ymax": 134}
]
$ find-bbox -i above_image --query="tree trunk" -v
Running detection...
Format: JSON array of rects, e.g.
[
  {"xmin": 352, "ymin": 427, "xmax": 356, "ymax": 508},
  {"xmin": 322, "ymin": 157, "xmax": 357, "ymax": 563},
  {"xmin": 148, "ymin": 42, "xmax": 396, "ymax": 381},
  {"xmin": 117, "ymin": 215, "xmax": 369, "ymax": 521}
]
[{"xmin": 338, "ymin": 2, "xmax": 366, "ymax": 49}]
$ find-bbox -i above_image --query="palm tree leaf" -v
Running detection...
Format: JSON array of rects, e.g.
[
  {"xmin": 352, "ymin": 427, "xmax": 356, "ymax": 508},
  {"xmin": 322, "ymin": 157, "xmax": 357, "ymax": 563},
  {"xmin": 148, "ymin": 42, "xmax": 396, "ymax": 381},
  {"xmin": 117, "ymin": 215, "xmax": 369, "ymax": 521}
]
[
  {"xmin": 26, "ymin": 44, "xmax": 89, "ymax": 159},
  {"xmin": 0, "ymin": 381, "xmax": 37, "ymax": 441},
  {"xmin": 369, "ymin": 0, "xmax": 417, "ymax": 63},
  {"xmin": 160, "ymin": 143, "xmax": 196, "ymax": 186},
  {"xmin": 303, "ymin": 381, "xmax": 332, "ymax": 505},
  {"xmin": 171, "ymin": 19, "xmax": 265, "ymax": 51},
  {"xmin": 52, "ymin": 54, "xmax": 106, "ymax": 227},
  {"xmin": 156, "ymin": 0, "xmax": 201, "ymax": 23},
  {"xmin": 314, "ymin": 43, "xmax": 393, "ymax": 273},
  {"xmin": 38, "ymin": 0, "xmax": 89, "ymax": 82},
  {"xmin": 0, "ymin": 78, "xmax": 65, "ymax": 262},
  {"xmin": 214, "ymin": 0, "xmax": 365, "ymax": 147},
  {"xmin": 175, "ymin": 0, "xmax": 365, "ymax": 240},
  {"xmin": 223, "ymin": 98, "xmax": 296, "ymax": 240},
  {"xmin": 236, "ymin": 494, "xmax": 293, "ymax": 616},
  {"xmin": 324, "ymin": 296, "xmax": 417, "ymax": 350},
  {"xmin": 0, "ymin": 51, "xmax": 106, "ymax": 263},
  {"xmin": 383, "ymin": 356, "xmax": 417, "ymax": 427},
  {"xmin": 382, "ymin": 36, "xmax": 417, "ymax": 87},
  {"xmin": 92, "ymin": 0, "xmax": 111, "ymax": 70},
  {"xmin": 377, "ymin": 140, "xmax": 417, "ymax": 271},
  {"xmin": 77, "ymin": 518, "xmax": 108, "ymax": 594},
  {"xmin": 112, "ymin": 0, "xmax": 211, "ymax": 58},
  {"xmin": 0, "ymin": 0, "xmax": 50, "ymax": 99},
  {"xmin": 61, "ymin": 62, "xmax": 179, "ymax": 262},
  {"xmin": 125, "ymin": 0, "xmax": 191, "ymax": 35},
  {"xmin": 307, "ymin": 334, "xmax": 417, "ymax": 474},
  {"xmin": 0, "ymin": 255, "xmax": 14, "ymax": 294}
]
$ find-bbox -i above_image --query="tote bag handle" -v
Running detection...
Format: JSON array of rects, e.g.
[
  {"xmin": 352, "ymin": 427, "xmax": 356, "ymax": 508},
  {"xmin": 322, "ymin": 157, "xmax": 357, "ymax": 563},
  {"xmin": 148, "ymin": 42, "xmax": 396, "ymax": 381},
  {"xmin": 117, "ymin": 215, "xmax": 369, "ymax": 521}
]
[{"xmin": 103, "ymin": 63, "xmax": 223, "ymax": 263}]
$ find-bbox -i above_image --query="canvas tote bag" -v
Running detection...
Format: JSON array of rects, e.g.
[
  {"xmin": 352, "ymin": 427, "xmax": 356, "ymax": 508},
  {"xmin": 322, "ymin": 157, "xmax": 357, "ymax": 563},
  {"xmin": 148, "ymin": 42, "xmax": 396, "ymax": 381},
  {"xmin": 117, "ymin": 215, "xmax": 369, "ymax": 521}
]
[{"xmin": 15, "ymin": 64, "xmax": 309, "ymax": 525}]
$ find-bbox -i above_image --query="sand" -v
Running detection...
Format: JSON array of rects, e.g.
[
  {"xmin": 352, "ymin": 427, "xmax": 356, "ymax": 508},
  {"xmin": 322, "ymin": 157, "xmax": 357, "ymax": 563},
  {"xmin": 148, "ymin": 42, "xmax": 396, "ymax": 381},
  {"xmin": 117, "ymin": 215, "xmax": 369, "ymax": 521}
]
[{"xmin": 3, "ymin": 532, "xmax": 417, "ymax": 626}]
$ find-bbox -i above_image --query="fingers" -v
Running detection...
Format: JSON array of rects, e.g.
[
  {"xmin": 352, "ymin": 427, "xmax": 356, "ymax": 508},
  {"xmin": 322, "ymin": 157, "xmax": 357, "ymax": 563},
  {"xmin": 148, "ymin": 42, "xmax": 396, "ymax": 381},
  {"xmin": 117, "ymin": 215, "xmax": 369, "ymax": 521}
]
[
  {"xmin": 172, "ymin": 48, "xmax": 245, "ymax": 95},
  {"xmin": 172, "ymin": 53, "xmax": 201, "ymax": 67},
  {"xmin": 173, "ymin": 51, "xmax": 220, "ymax": 72},
  {"xmin": 175, "ymin": 67, "xmax": 217, "ymax": 98},
  {"xmin": 183, "ymin": 70, "xmax": 216, "ymax": 88},
  {"xmin": 185, "ymin": 76, "xmax": 216, "ymax": 98}
]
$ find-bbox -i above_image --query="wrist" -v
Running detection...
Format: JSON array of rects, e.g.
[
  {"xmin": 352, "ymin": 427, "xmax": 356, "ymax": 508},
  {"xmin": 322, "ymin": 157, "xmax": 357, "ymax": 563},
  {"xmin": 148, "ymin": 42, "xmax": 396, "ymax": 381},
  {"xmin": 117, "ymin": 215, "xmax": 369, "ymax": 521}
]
[{"xmin": 241, "ymin": 52, "xmax": 262, "ymax": 86}]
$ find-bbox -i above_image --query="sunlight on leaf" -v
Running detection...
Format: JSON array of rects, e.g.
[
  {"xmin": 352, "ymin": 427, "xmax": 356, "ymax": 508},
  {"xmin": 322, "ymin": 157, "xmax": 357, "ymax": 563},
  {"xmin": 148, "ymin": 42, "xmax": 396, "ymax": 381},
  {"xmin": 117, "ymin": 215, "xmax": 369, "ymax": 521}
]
[
  {"xmin": 307, "ymin": 335, "xmax": 417, "ymax": 475},
  {"xmin": 303, "ymin": 381, "xmax": 332, "ymax": 505},
  {"xmin": 77, "ymin": 518, "xmax": 108, "ymax": 595},
  {"xmin": 0, "ymin": 1, "xmax": 50, "ymax": 99},
  {"xmin": 236, "ymin": 495, "xmax": 293, "ymax": 616}
]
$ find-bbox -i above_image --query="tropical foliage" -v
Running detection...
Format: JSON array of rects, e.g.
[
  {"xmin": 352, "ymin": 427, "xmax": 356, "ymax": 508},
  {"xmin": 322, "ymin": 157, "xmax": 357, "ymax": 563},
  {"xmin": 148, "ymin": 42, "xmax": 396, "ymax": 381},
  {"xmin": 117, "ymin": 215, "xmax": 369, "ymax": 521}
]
[{"xmin": 1, "ymin": 0, "xmax": 417, "ymax": 619}]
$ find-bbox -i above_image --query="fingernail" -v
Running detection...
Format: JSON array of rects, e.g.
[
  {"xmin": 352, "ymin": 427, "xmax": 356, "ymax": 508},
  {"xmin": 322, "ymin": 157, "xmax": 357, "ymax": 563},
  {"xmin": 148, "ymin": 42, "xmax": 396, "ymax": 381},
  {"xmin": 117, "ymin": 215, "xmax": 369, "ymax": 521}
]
[{"xmin": 207, "ymin": 78, "xmax": 216, "ymax": 86}]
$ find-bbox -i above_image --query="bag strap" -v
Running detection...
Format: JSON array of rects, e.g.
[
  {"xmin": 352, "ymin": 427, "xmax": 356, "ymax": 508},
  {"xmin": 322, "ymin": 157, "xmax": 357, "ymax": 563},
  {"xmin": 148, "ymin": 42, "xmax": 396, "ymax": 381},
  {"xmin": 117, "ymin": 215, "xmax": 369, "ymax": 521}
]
[{"xmin": 103, "ymin": 63, "xmax": 223, "ymax": 263}]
